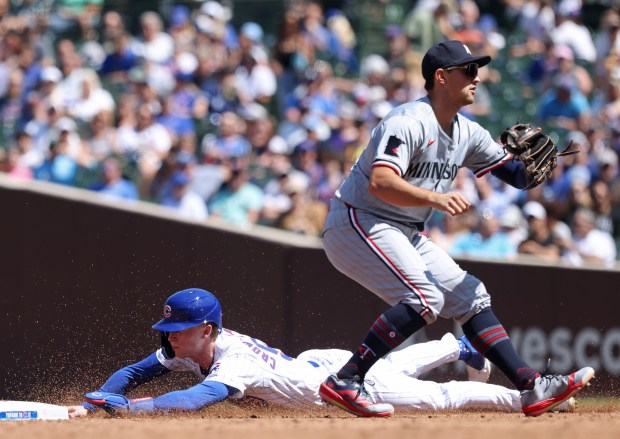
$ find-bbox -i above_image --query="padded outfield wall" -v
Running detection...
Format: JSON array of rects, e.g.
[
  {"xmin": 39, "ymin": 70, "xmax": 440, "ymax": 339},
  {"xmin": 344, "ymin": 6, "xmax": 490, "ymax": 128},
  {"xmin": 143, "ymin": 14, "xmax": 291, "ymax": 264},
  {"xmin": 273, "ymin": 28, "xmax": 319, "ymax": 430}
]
[{"xmin": 0, "ymin": 174, "xmax": 618, "ymax": 399}]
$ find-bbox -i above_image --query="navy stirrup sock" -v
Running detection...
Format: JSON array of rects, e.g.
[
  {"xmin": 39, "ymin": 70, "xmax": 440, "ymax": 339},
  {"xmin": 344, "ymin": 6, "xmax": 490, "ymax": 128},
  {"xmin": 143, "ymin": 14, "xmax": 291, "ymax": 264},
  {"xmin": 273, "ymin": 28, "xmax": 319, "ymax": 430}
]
[
  {"xmin": 462, "ymin": 308, "xmax": 539, "ymax": 390},
  {"xmin": 337, "ymin": 303, "xmax": 427, "ymax": 380}
]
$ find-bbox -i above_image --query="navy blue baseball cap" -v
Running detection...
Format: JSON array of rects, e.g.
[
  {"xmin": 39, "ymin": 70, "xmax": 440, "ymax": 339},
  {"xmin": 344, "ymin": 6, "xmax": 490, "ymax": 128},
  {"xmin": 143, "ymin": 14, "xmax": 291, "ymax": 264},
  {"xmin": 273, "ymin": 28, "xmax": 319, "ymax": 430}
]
[{"xmin": 422, "ymin": 40, "xmax": 491, "ymax": 83}]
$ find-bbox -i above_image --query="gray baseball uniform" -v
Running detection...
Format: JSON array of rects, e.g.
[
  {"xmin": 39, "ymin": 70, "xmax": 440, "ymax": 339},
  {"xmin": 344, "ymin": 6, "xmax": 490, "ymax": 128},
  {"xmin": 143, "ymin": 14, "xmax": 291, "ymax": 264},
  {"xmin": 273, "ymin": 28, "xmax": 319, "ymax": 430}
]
[{"xmin": 323, "ymin": 97, "xmax": 511, "ymax": 324}]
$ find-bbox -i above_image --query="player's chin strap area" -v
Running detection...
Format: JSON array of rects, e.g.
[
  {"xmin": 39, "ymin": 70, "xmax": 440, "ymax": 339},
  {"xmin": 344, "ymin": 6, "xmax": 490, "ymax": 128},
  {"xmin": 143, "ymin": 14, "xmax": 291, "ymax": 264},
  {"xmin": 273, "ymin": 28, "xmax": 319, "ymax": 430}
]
[{"xmin": 160, "ymin": 331, "xmax": 176, "ymax": 358}]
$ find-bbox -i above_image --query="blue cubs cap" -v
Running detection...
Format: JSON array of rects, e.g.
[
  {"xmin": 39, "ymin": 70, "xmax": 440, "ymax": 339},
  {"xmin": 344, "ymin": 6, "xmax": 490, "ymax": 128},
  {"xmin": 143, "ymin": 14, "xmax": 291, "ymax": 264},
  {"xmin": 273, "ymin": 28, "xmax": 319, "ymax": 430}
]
[
  {"xmin": 421, "ymin": 40, "xmax": 491, "ymax": 83},
  {"xmin": 152, "ymin": 288, "xmax": 222, "ymax": 332}
]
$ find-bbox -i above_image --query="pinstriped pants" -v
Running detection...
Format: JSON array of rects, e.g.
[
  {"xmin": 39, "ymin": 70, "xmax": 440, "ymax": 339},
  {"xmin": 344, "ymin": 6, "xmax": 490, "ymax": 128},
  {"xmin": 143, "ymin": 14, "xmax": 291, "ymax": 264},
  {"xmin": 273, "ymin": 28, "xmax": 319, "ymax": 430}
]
[{"xmin": 323, "ymin": 198, "xmax": 491, "ymax": 325}]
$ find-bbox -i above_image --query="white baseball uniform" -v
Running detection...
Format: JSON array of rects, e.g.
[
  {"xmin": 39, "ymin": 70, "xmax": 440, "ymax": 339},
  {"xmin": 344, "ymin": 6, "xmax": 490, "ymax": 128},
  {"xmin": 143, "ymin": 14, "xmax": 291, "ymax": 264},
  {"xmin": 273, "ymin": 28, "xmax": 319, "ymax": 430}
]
[
  {"xmin": 323, "ymin": 97, "xmax": 511, "ymax": 324},
  {"xmin": 156, "ymin": 328, "xmax": 521, "ymax": 412}
]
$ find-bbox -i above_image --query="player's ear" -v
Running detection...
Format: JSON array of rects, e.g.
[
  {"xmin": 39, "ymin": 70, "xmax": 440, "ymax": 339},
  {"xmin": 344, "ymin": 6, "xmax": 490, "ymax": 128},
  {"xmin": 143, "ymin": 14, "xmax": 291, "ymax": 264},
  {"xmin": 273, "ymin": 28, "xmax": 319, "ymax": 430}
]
[
  {"xmin": 435, "ymin": 68, "xmax": 447, "ymax": 86},
  {"xmin": 203, "ymin": 323, "xmax": 214, "ymax": 338}
]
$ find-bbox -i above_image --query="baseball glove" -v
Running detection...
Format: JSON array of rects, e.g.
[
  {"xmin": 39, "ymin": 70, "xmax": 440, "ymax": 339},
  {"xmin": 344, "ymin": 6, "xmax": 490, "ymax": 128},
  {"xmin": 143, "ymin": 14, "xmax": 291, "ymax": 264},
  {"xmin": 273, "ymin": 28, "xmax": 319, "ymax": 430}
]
[{"xmin": 500, "ymin": 123, "xmax": 578, "ymax": 186}]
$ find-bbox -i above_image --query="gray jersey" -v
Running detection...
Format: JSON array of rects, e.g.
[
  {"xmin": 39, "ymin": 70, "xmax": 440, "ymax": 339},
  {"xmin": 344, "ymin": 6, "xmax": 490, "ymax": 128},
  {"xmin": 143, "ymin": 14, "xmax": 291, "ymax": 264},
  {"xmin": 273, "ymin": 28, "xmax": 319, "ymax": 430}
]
[{"xmin": 336, "ymin": 97, "xmax": 510, "ymax": 225}]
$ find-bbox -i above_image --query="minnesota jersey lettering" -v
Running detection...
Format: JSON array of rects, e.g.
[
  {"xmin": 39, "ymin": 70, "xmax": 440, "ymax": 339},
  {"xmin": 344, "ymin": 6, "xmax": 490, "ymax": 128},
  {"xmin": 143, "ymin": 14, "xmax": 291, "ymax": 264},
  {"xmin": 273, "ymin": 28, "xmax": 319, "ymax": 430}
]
[{"xmin": 405, "ymin": 161, "xmax": 459, "ymax": 181}]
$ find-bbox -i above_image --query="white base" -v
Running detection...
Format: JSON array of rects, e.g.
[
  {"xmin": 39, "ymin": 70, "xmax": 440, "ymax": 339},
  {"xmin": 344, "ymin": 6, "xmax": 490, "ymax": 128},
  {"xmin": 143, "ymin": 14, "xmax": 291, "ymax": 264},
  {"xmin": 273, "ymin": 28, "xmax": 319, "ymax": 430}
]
[{"xmin": 0, "ymin": 401, "xmax": 69, "ymax": 421}]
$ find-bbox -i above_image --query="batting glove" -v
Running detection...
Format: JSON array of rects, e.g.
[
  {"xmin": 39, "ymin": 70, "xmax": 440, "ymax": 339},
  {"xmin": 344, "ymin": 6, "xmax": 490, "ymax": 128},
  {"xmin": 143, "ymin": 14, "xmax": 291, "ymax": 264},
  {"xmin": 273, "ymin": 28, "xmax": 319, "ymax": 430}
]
[{"xmin": 84, "ymin": 391, "xmax": 154, "ymax": 414}]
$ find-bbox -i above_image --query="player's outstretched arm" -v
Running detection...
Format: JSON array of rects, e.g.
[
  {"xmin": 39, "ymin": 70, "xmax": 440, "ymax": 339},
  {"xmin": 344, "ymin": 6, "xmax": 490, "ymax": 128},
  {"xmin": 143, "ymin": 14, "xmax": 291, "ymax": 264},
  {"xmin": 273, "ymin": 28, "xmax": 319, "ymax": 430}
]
[
  {"xmin": 84, "ymin": 381, "xmax": 237, "ymax": 415},
  {"xmin": 82, "ymin": 352, "xmax": 170, "ymax": 413}
]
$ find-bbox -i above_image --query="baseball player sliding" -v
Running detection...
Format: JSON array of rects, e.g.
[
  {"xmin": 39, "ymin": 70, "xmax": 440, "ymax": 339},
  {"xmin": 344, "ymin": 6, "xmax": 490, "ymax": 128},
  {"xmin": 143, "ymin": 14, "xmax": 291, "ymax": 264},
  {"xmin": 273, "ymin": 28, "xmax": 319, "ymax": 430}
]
[
  {"xmin": 317, "ymin": 40, "xmax": 593, "ymax": 418},
  {"xmin": 66, "ymin": 289, "xmax": 575, "ymax": 418}
]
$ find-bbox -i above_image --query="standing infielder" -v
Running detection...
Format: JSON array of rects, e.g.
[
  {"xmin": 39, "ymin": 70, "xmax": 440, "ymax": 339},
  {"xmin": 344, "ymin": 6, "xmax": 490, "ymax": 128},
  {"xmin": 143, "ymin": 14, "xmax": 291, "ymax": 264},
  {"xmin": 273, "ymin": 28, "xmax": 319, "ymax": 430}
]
[
  {"xmin": 317, "ymin": 40, "xmax": 594, "ymax": 417},
  {"xmin": 66, "ymin": 288, "xmax": 575, "ymax": 418}
]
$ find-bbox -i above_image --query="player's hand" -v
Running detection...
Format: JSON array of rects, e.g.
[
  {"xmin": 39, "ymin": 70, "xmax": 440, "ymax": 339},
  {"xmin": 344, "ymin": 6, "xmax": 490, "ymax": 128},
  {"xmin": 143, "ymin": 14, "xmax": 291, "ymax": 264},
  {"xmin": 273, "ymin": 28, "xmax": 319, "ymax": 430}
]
[
  {"xmin": 433, "ymin": 192, "xmax": 471, "ymax": 216},
  {"xmin": 67, "ymin": 405, "xmax": 89, "ymax": 418}
]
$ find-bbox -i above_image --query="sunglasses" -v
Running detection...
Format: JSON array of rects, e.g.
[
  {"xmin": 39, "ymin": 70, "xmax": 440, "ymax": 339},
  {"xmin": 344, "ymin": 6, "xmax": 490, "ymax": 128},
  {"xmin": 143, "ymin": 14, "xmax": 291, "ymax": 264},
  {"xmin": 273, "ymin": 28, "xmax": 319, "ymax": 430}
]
[{"xmin": 445, "ymin": 63, "xmax": 479, "ymax": 78}]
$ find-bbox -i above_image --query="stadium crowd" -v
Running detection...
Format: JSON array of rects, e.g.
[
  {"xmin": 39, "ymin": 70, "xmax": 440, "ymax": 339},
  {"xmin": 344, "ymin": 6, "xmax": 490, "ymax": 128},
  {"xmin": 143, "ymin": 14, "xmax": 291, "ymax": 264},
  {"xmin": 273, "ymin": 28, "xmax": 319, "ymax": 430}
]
[{"xmin": 1, "ymin": 0, "xmax": 619, "ymax": 268}]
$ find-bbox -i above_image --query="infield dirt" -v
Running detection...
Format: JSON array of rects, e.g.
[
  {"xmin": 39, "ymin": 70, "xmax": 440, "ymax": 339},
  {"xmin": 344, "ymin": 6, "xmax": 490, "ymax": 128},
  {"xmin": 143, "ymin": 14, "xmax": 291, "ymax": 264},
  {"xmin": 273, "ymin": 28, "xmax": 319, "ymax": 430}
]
[{"xmin": 1, "ymin": 399, "xmax": 619, "ymax": 439}]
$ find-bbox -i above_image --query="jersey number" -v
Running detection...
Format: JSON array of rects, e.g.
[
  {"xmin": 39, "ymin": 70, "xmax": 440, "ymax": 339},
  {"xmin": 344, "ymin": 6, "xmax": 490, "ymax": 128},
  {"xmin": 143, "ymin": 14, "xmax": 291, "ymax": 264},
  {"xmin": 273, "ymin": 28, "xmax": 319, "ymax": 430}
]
[{"xmin": 246, "ymin": 338, "xmax": 292, "ymax": 369}]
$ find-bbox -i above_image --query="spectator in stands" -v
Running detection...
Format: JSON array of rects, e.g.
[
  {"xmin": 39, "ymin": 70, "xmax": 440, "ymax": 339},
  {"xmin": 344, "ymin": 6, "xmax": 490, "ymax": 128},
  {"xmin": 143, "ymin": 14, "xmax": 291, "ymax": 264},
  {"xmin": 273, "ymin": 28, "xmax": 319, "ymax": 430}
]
[
  {"xmin": 454, "ymin": 1, "xmax": 492, "ymax": 57},
  {"xmin": 68, "ymin": 68, "xmax": 115, "ymax": 123},
  {"xmin": 199, "ymin": 0, "xmax": 238, "ymax": 52},
  {"xmin": 48, "ymin": 0, "xmax": 103, "ymax": 39},
  {"xmin": 276, "ymin": 179, "xmax": 328, "ymax": 236},
  {"xmin": 302, "ymin": 62, "xmax": 340, "ymax": 129},
  {"xmin": 517, "ymin": 201, "xmax": 561, "ymax": 262},
  {"xmin": 595, "ymin": 148, "xmax": 619, "ymax": 186},
  {"xmin": 0, "ymin": 68, "xmax": 26, "ymax": 147},
  {"xmin": 427, "ymin": 210, "xmax": 475, "ymax": 254},
  {"xmin": 132, "ymin": 12, "xmax": 174, "ymax": 65},
  {"xmin": 235, "ymin": 45, "xmax": 277, "ymax": 106},
  {"xmin": 55, "ymin": 38, "xmax": 94, "ymax": 112},
  {"xmin": 98, "ymin": 32, "xmax": 137, "ymax": 84},
  {"xmin": 272, "ymin": 7, "xmax": 311, "ymax": 116},
  {"xmin": 134, "ymin": 103, "xmax": 173, "ymax": 186},
  {"xmin": 243, "ymin": 106, "xmax": 275, "ymax": 157},
  {"xmin": 84, "ymin": 111, "xmax": 116, "ymax": 161},
  {"xmin": 34, "ymin": 134, "xmax": 79, "ymax": 186},
  {"xmin": 168, "ymin": 5, "xmax": 195, "ymax": 51},
  {"xmin": 12, "ymin": 130, "xmax": 43, "ymax": 173},
  {"xmin": 95, "ymin": 157, "xmax": 138, "ymax": 201},
  {"xmin": 403, "ymin": 0, "xmax": 457, "ymax": 54},
  {"xmin": 161, "ymin": 170, "xmax": 208, "ymax": 221},
  {"xmin": 594, "ymin": 10, "xmax": 620, "ymax": 86},
  {"xmin": 208, "ymin": 164, "xmax": 264, "ymax": 229},
  {"xmin": 450, "ymin": 209, "xmax": 517, "ymax": 260},
  {"xmin": 510, "ymin": 0, "xmax": 555, "ymax": 59},
  {"xmin": 99, "ymin": 10, "xmax": 127, "ymax": 52},
  {"xmin": 300, "ymin": 1, "xmax": 331, "ymax": 59},
  {"xmin": 200, "ymin": 68, "xmax": 241, "ymax": 117},
  {"xmin": 565, "ymin": 206, "xmax": 617, "ymax": 267},
  {"xmin": 202, "ymin": 111, "xmax": 251, "ymax": 164},
  {"xmin": 164, "ymin": 51, "xmax": 204, "ymax": 142},
  {"xmin": 541, "ymin": 44, "xmax": 593, "ymax": 97},
  {"xmin": 239, "ymin": 22, "xmax": 265, "ymax": 54},
  {"xmin": 325, "ymin": 8, "xmax": 358, "ymax": 76},
  {"xmin": 564, "ymin": 174, "xmax": 593, "ymax": 225},
  {"xmin": 383, "ymin": 25, "xmax": 409, "ymax": 71},
  {"xmin": 292, "ymin": 134, "xmax": 326, "ymax": 194},
  {"xmin": 538, "ymin": 74, "xmax": 591, "ymax": 132},
  {"xmin": 591, "ymin": 179, "xmax": 615, "ymax": 235},
  {"xmin": 499, "ymin": 205, "xmax": 528, "ymax": 249},
  {"xmin": 549, "ymin": 6, "xmax": 596, "ymax": 65}
]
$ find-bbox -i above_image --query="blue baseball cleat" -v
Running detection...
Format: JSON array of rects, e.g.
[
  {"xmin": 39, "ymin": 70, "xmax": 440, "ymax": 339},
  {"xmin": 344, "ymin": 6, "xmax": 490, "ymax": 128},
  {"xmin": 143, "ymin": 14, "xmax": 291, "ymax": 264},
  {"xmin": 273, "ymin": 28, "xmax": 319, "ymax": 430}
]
[{"xmin": 458, "ymin": 335, "xmax": 492, "ymax": 383}]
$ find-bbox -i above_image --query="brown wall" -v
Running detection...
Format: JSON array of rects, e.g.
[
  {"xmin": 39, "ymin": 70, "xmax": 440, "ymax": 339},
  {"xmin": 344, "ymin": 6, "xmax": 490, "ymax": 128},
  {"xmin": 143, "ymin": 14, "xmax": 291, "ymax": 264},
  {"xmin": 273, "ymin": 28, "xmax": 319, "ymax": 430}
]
[{"xmin": 1, "ymin": 180, "xmax": 619, "ymax": 399}]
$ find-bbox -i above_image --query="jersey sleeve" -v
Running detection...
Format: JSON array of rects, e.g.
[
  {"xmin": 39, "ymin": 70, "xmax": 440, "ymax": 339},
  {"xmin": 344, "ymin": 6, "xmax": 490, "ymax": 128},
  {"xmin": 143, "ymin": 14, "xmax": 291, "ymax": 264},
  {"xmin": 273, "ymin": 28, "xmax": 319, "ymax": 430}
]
[
  {"xmin": 83, "ymin": 352, "xmax": 170, "ymax": 412},
  {"xmin": 371, "ymin": 115, "xmax": 423, "ymax": 177},
  {"xmin": 149, "ymin": 380, "xmax": 238, "ymax": 411},
  {"xmin": 461, "ymin": 124, "xmax": 511, "ymax": 177}
]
